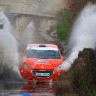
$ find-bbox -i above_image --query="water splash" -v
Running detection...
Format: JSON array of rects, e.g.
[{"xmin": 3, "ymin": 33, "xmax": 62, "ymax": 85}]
[
  {"xmin": 0, "ymin": 11, "xmax": 20, "ymax": 76},
  {"xmin": 24, "ymin": 22, "xmax": 35, "ymax": 44},
  {"xmin": 20, "ymin": 22, "xmax": 36, "ymax": 52},
  {"xmin": 62, "ymin": 3, "xmax": 96, "ymax": 70},
  {"xmin": 21, "ymin": 21, "xmax": 46, "ymax": 50}
]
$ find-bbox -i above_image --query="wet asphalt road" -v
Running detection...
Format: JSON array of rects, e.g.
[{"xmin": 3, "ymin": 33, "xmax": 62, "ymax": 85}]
[
  {"xmin": 0, "ymin": 67, "xmax": 55, "ymax": 96},
  {"xmin": 0, "ymin": 80, "xmax": 55, "ymax": 96}
]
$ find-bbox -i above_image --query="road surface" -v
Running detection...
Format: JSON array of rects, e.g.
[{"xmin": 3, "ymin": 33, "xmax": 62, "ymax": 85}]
[{"xmin": 0, "ymin": 80, "xmax": 55, "ymax": 96}]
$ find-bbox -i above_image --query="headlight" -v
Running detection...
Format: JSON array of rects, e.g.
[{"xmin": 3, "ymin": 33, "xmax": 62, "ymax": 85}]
[
  {"xmin": 23, "ymin": 63, "xmax": 30, "ymax": 69},
  {"xmin": 54, "ymin": 64, "xmax": 63, "ymax": 71}
]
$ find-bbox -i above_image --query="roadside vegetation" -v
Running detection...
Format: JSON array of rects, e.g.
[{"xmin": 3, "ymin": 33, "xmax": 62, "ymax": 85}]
[
  {"xmin": 55, "ymin": 48, "xmax": 96, "ymax": 96},
  {"xmin": 56, "ymin": 0, "xmax": 96, "ymax": 96},
  {"xmin": 71, "ymin": 1, "xmax": 96, "ymax": 96},
  {"xmin": 91, "ymin": 91, "xmax": 96, "ymax": 96},
  {"xmin": 57, "ymin": 9, "xmax": 72, "ymax": 41},
  {"xmin": 57, "ymin": 0, "xmax": 96, "ymax": 41}
]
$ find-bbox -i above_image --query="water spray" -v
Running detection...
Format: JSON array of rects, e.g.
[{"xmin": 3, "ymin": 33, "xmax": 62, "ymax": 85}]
[
  {"xmin": 62, "ymin": 3, "xmax": 96, "ymax": 70},
  {"xmin": 0, "ymin": 11, "xmax": 20, "ymax": 78}
]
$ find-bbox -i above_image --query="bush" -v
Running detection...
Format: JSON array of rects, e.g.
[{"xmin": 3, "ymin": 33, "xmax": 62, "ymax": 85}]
[
  {"xmin": 57, "ymin": 9, "xmax": 73, "ymax": 40},
  {"xmin": 91, "ymin": 90, "xmax": 96, "ymax": 96},
  {"xmin": 55, "ymin": 48, "xmax": 96, "ymax": 96}
]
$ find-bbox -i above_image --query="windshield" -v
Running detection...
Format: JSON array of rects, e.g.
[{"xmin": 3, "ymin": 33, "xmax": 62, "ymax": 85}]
[{"xmin": 26, "ymin": 49, "xmax": 60, "ymax": 59}]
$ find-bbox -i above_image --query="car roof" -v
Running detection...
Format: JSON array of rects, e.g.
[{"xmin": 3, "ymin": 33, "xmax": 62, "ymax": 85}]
[
  {"xmin": 26, "ymin": 44, "xmax": 58, "ymax": 50},
  {"xmin": 27, "ymin": 44, "xmax": 58, "ymax": 48}
]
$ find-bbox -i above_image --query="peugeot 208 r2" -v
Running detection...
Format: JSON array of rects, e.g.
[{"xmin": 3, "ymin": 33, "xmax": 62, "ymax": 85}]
[{"xmin": 19, "ymin": 44, "xmax": 64, "ymax": 83}]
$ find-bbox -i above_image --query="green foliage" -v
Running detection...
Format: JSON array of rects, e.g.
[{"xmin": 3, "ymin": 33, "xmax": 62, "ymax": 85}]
[
  {"xmin": 91, "ymin": 90, "xmax": 96, "ymax": 96},
  {"xmin": 57, "ymin": 9, "xmax": 72, "ymax": 40}
]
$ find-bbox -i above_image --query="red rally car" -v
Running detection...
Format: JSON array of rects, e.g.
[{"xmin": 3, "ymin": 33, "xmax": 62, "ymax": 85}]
[{"xmin": 19, "ymin": 44, "xmax": 64, "ymax": 83}]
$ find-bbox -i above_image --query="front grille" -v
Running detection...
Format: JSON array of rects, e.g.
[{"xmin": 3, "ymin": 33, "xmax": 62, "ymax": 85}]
[{"xmin": 32, "ymin": 70, "xmax": 53, "ymax": 78}]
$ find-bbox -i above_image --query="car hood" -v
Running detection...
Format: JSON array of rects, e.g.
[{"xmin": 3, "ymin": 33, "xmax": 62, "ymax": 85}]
[{"xmin": 24, "ymin": 58, "xmax": 63, "ymax": 70}]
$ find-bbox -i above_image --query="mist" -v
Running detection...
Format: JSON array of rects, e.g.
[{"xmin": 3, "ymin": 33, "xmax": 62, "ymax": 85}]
[
  {"xmin": 21, "ymin": 22, "xmax": 35, "ymax": 48},
  {"xmin": 62, "ymin": 3, "xmax": 96, "ymax": 70},
  {"xmin": 0, "ymin": 11, "xmax": 20, "ymax": 76}
]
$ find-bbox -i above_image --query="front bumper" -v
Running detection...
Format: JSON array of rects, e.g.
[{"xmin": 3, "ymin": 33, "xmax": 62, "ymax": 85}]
[{"xmin": 20, "ymin": 67, "xmax": 64, "ymax": 82}]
